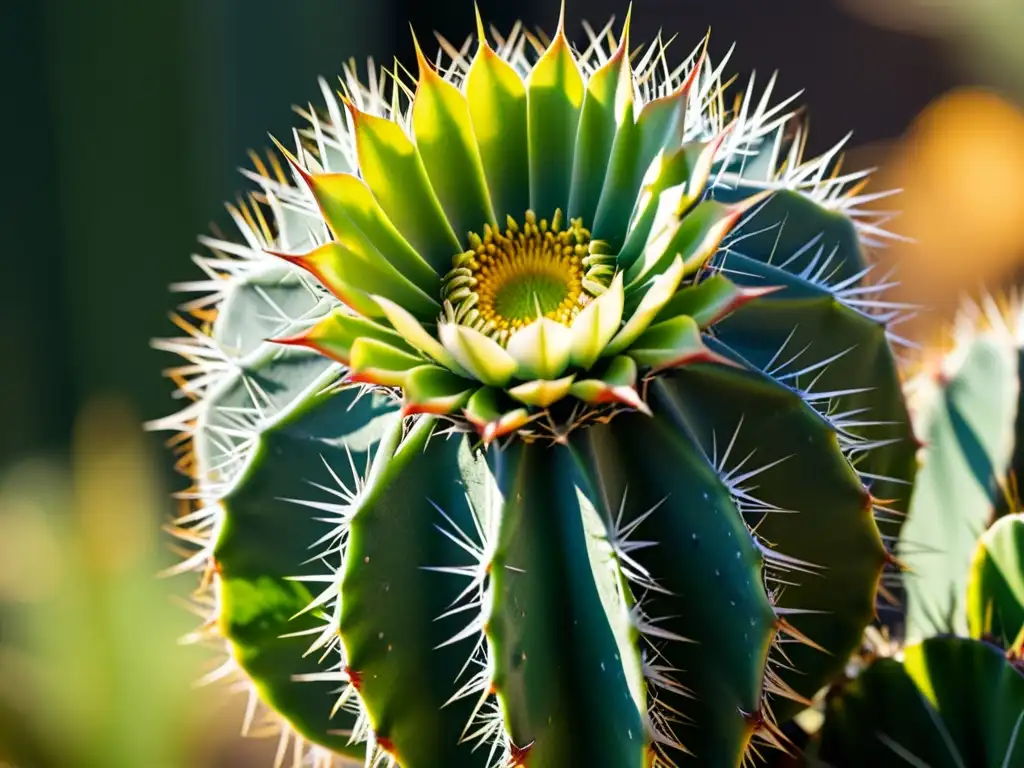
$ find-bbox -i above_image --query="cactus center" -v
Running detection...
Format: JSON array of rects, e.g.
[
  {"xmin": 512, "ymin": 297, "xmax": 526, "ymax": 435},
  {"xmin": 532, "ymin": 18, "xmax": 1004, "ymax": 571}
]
[{"xmin": 441, "ymin": 209, "xmax": 612, "ymax": 346}]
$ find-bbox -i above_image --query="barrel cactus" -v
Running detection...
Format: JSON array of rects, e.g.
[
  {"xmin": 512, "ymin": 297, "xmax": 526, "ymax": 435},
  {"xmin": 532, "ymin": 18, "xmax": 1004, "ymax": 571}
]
[{"xmin": 154, "ymin": 6, "xmax": 916, "ymax": 767}]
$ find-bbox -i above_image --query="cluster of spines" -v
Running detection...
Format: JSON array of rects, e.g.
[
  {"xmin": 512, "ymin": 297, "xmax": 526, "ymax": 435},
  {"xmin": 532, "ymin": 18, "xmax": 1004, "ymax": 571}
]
[{"xmin": 148, "ymin": 11, "xmax": 915, "ymax": 767}]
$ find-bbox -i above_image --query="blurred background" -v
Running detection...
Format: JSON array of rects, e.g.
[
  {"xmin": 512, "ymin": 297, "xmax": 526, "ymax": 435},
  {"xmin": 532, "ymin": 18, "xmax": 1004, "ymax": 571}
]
[{"xmin": 2, "ymin": 0, "xmax": 1023, "ymax": 765}]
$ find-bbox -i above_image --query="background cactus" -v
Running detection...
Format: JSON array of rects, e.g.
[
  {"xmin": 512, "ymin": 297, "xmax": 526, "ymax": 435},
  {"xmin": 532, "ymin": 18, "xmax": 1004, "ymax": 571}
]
[
  {"xmin": 155, "ymin": 7, "xmax": 916, "ymax": 767},
  {"xmin": 818, "ymin": 635, "xmax": 1024, "ymax": 767},
  {"xmin": 898, "ymin": 297, "xmax": 1024, "ymax": 646},
  {"xmin": 811, "ymin": 296, "xmax": 1024, "ymax": 767},
  {"xmin": 968, "ymin": 514, "xmax": 1024, "ymax": 646}
]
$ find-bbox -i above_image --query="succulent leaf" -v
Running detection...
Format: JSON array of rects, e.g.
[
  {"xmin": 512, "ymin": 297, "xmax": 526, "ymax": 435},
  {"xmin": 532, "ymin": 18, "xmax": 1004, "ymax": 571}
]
[
  {"xmin": 627, "ymin": 315, "xmax": 722, "ymax": 373},
  {"xmin": 285, "ymin": 308, "xmax": 413, "ymax": 365},
  {"xmin": 507, "ymin": 374, "xmax": 577, "ymax": 408},
  {"xmin": 569, "ymin": 14, "xmax": 633, "ymax": 225},
  {"xmin": 504, "ymin": 316, "xmax": 574, "ymax": 380},
  {"xmin": 402, "ymin": 365, "xmax": 475, "ymax": 416},
  {"xmin": 656, "ymin": 274, "xmax": 779, "ymax": 329},
  {"xmin": 605, "ymin": 256, "xmax": 686, "ymax": 356},
  {"xmin": 439, "ymin": 323, "xmax": 518, "ymax": 387},
  {"xmin": 281, "ymin": 241, "xmax": 438, "ymax": 319},
  {"xmin": 570, "ymin": 355, "xmax": 648, "ymax": 413},
  {"xmin": 348, "ymin": 337, "xmax": 423, "ymax": 387},
  {"xmin": 526, "ymin": 23, "xmax": 585, "ymax": 216},
  {"xmin": 464, "ymin": 30, "xmax": 530, "ymax": 224},
  {"xmin": 411, "ymin": 37, "xmax": 497, "ymax": 241},
  {"xmin": 568, "ymin": 271, "xmax": 625, "ymax": 369},
  {"xmin": 346, "ymin": 104, "xmax": 461, "ymax": 272},
  {"xmin": 373, "ymin": 295, "xmax": 469, "ymax": 375},
  {"xmin": 967, "ymin": 513, "xmax": 1024, "ymax": 648},
  {"xmin": 617, "ymin": 139, "xmax": 722, "ymax": 268},
  {"xmin": 305, "ymin": 172, "xmax": 439, "ymax": 295},
  {"xmin": 463, "ymin": 387, "xmax": 531, "ymax": 445},
  {"xmin": 624, "ymin": 199, "xmax": 740, "ymax": 289}
]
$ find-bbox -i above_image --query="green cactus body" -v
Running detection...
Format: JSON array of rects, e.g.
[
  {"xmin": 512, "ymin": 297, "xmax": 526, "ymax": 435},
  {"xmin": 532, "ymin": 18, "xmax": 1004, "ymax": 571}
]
[
  {"xmin": 968, "ymin": 514, "xmax": 1024, "ymax": 648},
  {"xmin": 820, "ymin": 298, "xmax": 1024, "ymax": 767},
  {"xmin": 155, "ymin": 8, "xmax": 916, "ymax": 767},
  {"xmin": 819, "ymin": 636, "xmax": 1024, "ymax": 767},
  {"xmin": 901, "ymin": 300, "xmax": 1024, "ymax": 642}
]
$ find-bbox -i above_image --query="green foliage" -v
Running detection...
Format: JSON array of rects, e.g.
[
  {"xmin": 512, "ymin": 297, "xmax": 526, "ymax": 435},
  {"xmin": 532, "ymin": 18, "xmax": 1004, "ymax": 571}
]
[
  {"xmin": 0, "ymin": 402, "xmax": 212, "ymax": 768},
  {"xmin": 815, "ymin": 305, "xmax": 1024, "ymax": 768},
  {"xmin": 901, "ymin": 331, "xmax": 1020, "ymax": 640},
  {"xmin": 819, "ymin": 636, "xmax": 1024, "ymax": 768},
  {"xmin": 158, "ymin": 10, "xmax": 917, "ymax": 768},
  {"xmin": 900, "ymin": 309, "xmax": 1024, "ymax": 646},
  {"xmin": 967, "ymin": 514, "xmax": 1024, "ymax": 649}
]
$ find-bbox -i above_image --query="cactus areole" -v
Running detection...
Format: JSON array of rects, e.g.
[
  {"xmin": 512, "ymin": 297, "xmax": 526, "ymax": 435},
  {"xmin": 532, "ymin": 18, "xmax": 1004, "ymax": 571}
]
[{"xmin": 156, "ymin": 6, "xmax": 917, "ymax": 767}]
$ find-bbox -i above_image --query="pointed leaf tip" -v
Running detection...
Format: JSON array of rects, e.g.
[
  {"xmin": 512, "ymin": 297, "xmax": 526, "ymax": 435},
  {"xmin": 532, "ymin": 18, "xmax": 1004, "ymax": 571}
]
[
  {"xmin": 656, "ymin": 275, "xmax": 786, "ymax": 329},
  {"xmin": 286, "ymin": 309, "xmax": 412, "ymax": 366},
  {"xmin": 462, "ymin": 389, "xmax": 531, "ymax": 446},
  {"xmin": 628, "ymin": 315, "xmax": 743, "ymax": 374},
  {"xmin": 347, "ymin": 337, "xmax": 421, "ymax": 388},
  {"xmin": 465, "ymin": 17, "xmax": 529, "ymax": 222},
  {"xmin": 438, "ymin": 323, "xmax": 518, "ymax": 387},
  {"xmin": 506, "ymin": 317, "xmax": 573, "ymax": 380},
  {"xmin": 570, "ymin": 356, "xmax": 651, "ymax": 414},
  {"xmin": 473, "ymin": 3, "xmax": 487, "ymax": 45},
  {"xmin": 268, "ymin": 332, "xmax": 313, "ymax": 349},
  {"xmin": 265, "ymin": 248, "xmax": 303, "ymax": 266},
  {"xmin": 410, "ymin": 25, "xmax": 434, "ymax": 81},
  {"xmin": 527, "ymin": 0, "xmax": 585, "ymax": 214},
  {"xmin": 508, "ymin": 375, "xmax": 576, "ymax": 408},
  {"xmin": 348, "ymin": 95, "xmax": 462, "ymax": 272},
  {"xmin": 732, "ymin": 188, "xmax": 776, "ymax": 217},
  {"xmin": 617, "ymin": 4, "xmax": 633, "ymax": 57},
  {"xmin": 269, "ymin": 135, "xmax": 313, "ymax": 185},
  {"xmin": 412, "ymin": 35, "xmax": 497, "ymax": 239},
  {"xmin": 401, "ymin": 365, "xmax": 474, "ymax": 416}
]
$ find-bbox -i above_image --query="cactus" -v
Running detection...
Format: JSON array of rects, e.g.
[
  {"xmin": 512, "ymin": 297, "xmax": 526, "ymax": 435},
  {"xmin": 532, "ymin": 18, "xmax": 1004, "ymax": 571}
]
[
  {"xmin": 900, "ymin": 297, "xmax": 1024, "ymax": 644},
  {"xmin": 811, "ymin": 298, "xmax": 1024, "ymax": 768},
  {"xmin": 818, "ymin": 635, "xmax": 1024, "ymax": 767},
  {"xmin": 154, "ymin": 7, "xmax": 916, "ymax": 767},
  {"xmin": 968, "ymin": 513, "xmax": 1024, "ymax": 648}
]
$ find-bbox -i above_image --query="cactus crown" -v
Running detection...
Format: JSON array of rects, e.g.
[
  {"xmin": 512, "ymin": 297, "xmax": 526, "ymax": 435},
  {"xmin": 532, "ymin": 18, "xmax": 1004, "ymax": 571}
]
[{"xmin": 154, "ymin": 5, "xmax": 918, "ymax": 768}]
